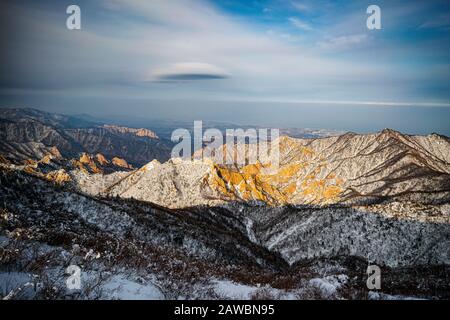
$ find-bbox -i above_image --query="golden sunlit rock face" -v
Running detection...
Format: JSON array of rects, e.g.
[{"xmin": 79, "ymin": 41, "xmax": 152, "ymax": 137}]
[
  {"xmin": 22, "ymin": 159, "xmax": 38, "ymax": 166},
  {"xmin": 78, "ymin": 153, "xmax": 103, "ymax": 174},
  {"xmin": 207, "ymin": 161, "xmax": 343, "ymax": 205},
  {"xmin": 70, "ymin": 152, "xmax": 134, "ymax": 173},
  {"xmin": 45, "ymin": 169, "xmax": 71, "ymax": 184},
  {"xmin": 112, "ymin": 157, "xmax": 132, "ymax": 169},
  {"xmin": 202, "ymin": 137, "xmax": 344, "ymax": 205},
  {"xmin": 49, "ymin": 146, "xmax": 62, "ymax": 159},
  {"xmin": 95, "ymin": 153, "xmax": 109, "ymax": 165},
  {"xmin": 193, "ymin": 136, "xmax": 344, "ymax": 205}
]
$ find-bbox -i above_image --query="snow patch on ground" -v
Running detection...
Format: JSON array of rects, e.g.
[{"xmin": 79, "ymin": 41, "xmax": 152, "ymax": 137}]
[
  {"xmin": 211, "ymin": 279, "xmax": 297, "ymax": 300},
  {"xmin": 368, "ymin": 291, "xmax": 425, "ymax": 300},
  {"xmin": 101, "ymin": 275, "xmax": 165, "ymax": 300},
  {"xmin": 245, "ymin": 218, "xmax": 258, "ymax": 244},
  {"xmin": 213, "ymin": 280, "xmax": 258, "ymax": 299},
  {"xmin": 308, "ymin": 274, "xmax": 348, "ymax": 298}
]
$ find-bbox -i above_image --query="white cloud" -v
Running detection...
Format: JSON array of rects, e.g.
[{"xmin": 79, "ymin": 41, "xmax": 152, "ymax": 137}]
[
  {"xmin": 288, "ymin": 17, "xmax": 313, "ymax": 31},
  {"xmin": 317, "ymin": 34, "xmax": 368, "ymax": 50},
  {"xmin": 1, "ymin": 0, "xmax": 417, "ymax": 103}
]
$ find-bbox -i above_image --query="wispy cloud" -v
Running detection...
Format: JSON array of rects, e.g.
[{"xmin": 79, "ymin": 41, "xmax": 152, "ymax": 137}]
[
  {"xmin": 1, "ymin": 0, "xmax": 450, "ymax": 106},
  {"xmin": 316, "ymin": 34, "xmax": 368, "ymax": 50},
  {"xmin": 419, "ymin": 13, "xmax": 450, "ymax": 29},
  {"xmin": 288, "ymin": 17, "xmax": 312, "ymax": 31}
]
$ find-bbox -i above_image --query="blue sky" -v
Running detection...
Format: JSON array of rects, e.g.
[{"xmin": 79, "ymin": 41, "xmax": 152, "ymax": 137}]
[{"xmin": 0, "ymin": 0, "xmax": 449, "ymax": 134}]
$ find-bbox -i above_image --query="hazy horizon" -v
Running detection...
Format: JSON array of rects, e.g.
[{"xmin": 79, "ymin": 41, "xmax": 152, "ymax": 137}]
[{"xmin": 2, "ymin": 101, "xmax": 450, "ymax": 137}]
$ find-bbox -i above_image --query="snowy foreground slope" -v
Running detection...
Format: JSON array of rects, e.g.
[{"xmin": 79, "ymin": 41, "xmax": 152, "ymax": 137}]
[{"xmin": 0, "ymin": 167, "xmax": 449, "ymax": 300}]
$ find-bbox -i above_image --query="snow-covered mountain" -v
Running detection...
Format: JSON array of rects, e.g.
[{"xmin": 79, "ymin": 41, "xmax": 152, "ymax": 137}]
[
  {"xmin": 1, "ymin": 108, "xmax": 449, "ymax": 300},
  {"xmin": 0, "ymin": 108, "xmax": 171, "ymax": 166},
  {"xmin": 73, "ymin": 129, "xmax": 450, "ymax": 211},
  {"xmin": 66, "ymin": 128, "xmax": 450, "ymax": 267},
  {"xmin": 1, "ymin": 163, "xmax": 449, "ymax": 299}
]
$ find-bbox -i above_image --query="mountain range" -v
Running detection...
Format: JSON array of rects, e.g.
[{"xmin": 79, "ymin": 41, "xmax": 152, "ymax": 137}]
[
  {"xmin": 0, "ymin": 107, "xmax": 449, "ymax": 300},
  {"xmin": 0, "ymin": 108, "xmax": 172, "ymax": 167}
]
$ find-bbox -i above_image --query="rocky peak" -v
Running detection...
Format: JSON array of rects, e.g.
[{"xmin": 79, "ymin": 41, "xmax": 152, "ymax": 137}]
[
  {"xmin": 377, "ymin": 128, "xmax": 404, "ymax": 140},
  {"xmin": 79, "ymin": 152, "xmax": 93, "ymax": 164},
  {"xmin": 142, "ymin": 159, "xmax": 160, "ymax": 171},
  {"xmin": 49, "ymin": 146, "xmax": 62, "ymax": 159},
  {"xmin": 70, "ymin": 153, "xmax": 135, "ymax": 173},
  {"xmin": 45, "ymin": 169, "xmax": 71, "ymax": 184},
  {"xmin": 77, "ymin": 153, "xmax": 102, "ymax": 173},
  {"xmin": 112, "ymin": 157, "xmax": 132, "ymax": 169},
  {"xmin": 102, "ymin": 125, "xmax": 159, "ymax": 139},
  {"xmin": 95, "ymin": 153, "xmax": 109, "ymax": 165},
  {"xmin": 40, "ymin": 154, "xmax": 54, "ymax": 165},
  {"xmin": 135, "ymin": 128, "xmax": 159, "ymax": 139}
]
